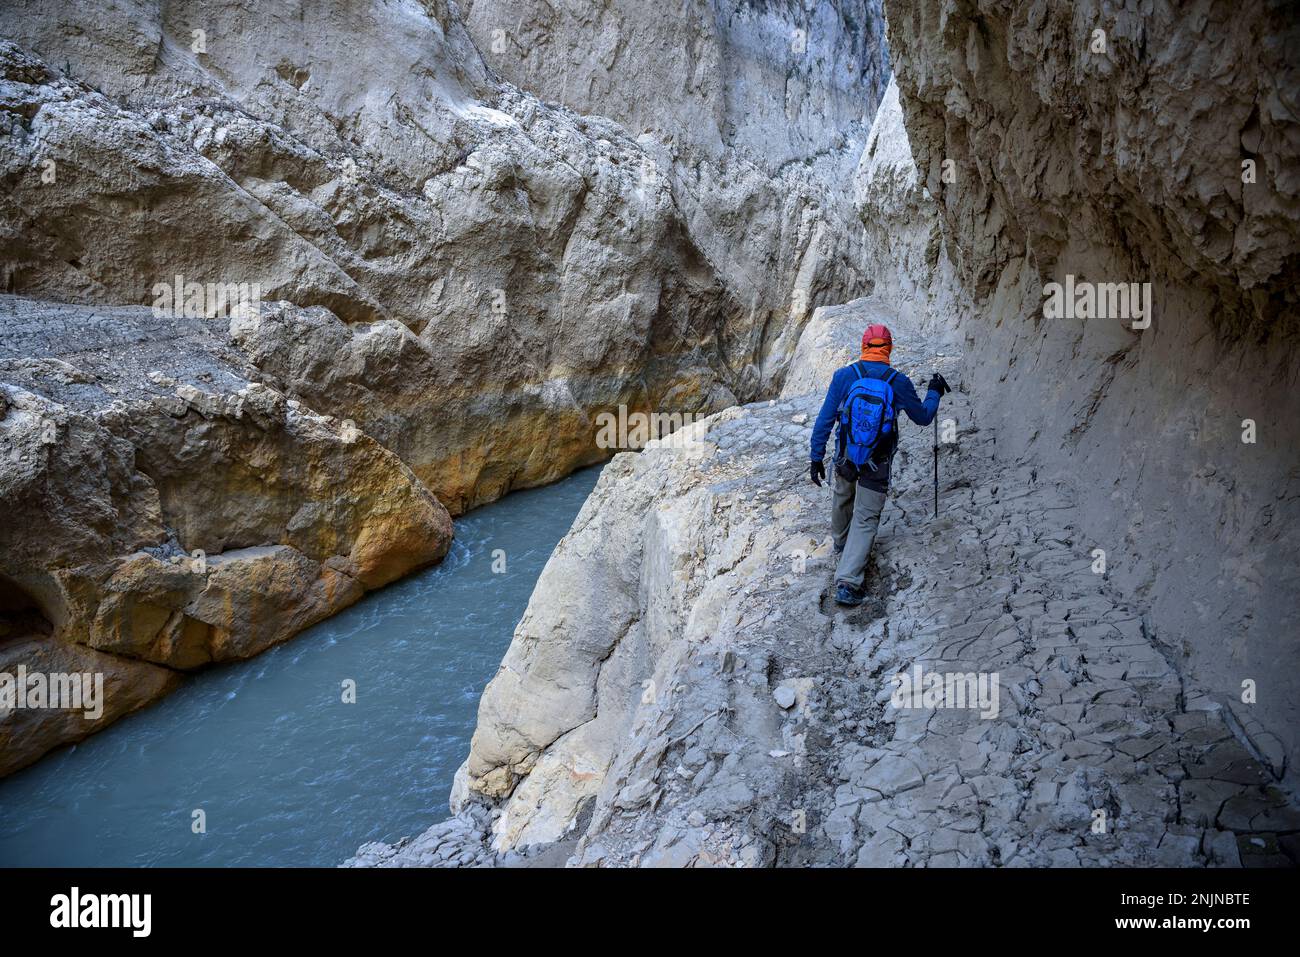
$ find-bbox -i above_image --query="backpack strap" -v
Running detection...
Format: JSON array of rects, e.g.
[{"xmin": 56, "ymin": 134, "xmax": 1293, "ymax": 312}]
[
  {"xmin": 881, "ymin": 368, "xmax": 901, "ymax": 434},
  {"xmin": 853, "ymin": 363, "xmax": 895, "ymax": 384},
  {"xmin": 838, "ymin": 362, "xmax": 869, "ymax": 412},
  {"xmin": 841, "ymin": 363, "xmax": 892, "ymax": 406}
]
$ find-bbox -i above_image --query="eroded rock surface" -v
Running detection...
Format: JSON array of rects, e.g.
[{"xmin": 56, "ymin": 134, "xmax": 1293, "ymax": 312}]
[
  {"xmin": 1, "ymin": 0, "xmax": 884, "ymax": 769},
  {"xmin": 882, "ymin": 0, "xmax": 1300, "ymax": 787},
  {"xmin": 0, "ymin": 296, "xmax": 451, "ymax": 774},
  {"xmin": 356, "ymin": 299, "xmax": 1293, "ymax": 867},
  {"xmin": 353, "ymin": 0, "xmax": 1299, "ymax": 869},
  {"xmin": 1, "ymin": 0, "xmax": 883, "ymax": 512}
]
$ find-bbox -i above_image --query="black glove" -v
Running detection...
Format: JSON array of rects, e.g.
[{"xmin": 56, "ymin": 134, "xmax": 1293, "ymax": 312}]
[
  {"xmin": 810, "ymin": 460, "xmax": 826, "ymax": 487},
  {"xmin": 927, "ymin": 372, "xmax": 951, "ymax": 397}
]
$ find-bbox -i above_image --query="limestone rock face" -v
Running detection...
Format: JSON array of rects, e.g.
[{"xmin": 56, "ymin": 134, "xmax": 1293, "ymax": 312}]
[
  {"xmin": 1, "ymin": 0, "xmax": 884, "ymax": 514},
  {"xmin": 462, "ymin": 297, "xmax": 941, "ymax": 855},
  {"xmin": 0, "ymin": 296, "xmax": 451, "ymax": 773},
  {"xmin": 887, "ymin": 0, "xmax": 1299, "ymax": 311},
  {"xmin": 460, "ymin": 0, "xmax": 890, "ymax": 333},
  {"xmin": 0, "ymin": 637, "xmax": 181, "ymax": 779},
  {"xmin": 353, "ymin": 3, "xmax": 1300, "ymax": 867},
  {"xmin": 462, "ymin": 0, "xmax": 889, "ymax": 169},
  {"xmin": 851, "ymin": 76, "xmax": 970, "ymax": 341},
  {"xmin": 0, "ymin": 0, "xmax": 883, "ymax": 768},
  {"xmin": 881, "ymin": 0, "xmax": 1300, "ymax": 786},
  {"xmin": 365, "ymin": 299, "xmax": 1287, "ymax": 867}
]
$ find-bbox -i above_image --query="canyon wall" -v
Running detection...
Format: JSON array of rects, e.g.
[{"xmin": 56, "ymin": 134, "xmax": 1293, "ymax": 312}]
[
  {"xmin": 458, "ymin": 0, "xmax": 890, "ymax": 327},
  {"xmin": 2, "ymin": 0, "xmax": 885, "ymax": 512},
  {"xmin": 360, "ymin": 294, "xmax": 1293, "ymax": 868},
  {"xmin": 379, "ymin": 0, "xmax": 1300, "ymax": 867},
  {"xmin": 0, "ymin": 1, "xmax": 885, "ymax": 773},
  {"xmin": 880, "ymin": 0, "xmax": 1300, "ymax": 785},
  {"xmin": 0, "ymin": 295, "xmax": 454, "ymax": 777}
]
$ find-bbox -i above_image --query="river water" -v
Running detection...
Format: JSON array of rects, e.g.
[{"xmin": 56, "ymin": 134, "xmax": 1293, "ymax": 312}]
[{"xmin": 0, "ymin": 466, "xmax": 602, "ymax": 867}]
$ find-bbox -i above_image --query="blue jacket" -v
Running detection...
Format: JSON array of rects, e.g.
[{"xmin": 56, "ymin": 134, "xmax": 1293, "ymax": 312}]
[{"xmin": 810, "ymin": 361, "xmax": 939, "ymax": 467}]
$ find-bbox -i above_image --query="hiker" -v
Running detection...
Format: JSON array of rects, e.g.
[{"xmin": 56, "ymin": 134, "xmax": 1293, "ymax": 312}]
[{"xmin": 808, "ymin": 323, "xmax": 950, "ymax": 606}]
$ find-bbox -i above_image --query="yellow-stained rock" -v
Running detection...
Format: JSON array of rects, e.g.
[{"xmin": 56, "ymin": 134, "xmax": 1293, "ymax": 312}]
[
  {"xmin": 0, "ymin": 635, "xmax": 182, "ymax": 778},
  {"xmin": 0, "ymin": 310, "xmax": 452, "ymax": 774}
]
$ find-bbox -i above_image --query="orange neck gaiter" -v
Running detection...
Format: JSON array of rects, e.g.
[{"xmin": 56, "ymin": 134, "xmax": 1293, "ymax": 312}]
[{"xmin": 860, "ymin": 343, "xmax": 892, "ymax": 364}]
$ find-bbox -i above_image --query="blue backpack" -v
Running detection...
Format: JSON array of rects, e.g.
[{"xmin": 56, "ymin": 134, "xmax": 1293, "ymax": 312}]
[{"xmin": 837, "ymin": 362, "xmax": 898, "ymax": 469}]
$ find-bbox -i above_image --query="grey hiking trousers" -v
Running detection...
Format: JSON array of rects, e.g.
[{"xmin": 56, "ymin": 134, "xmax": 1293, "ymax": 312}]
[{"xmin": 831, "ymin": 469, "xmax": 887, "ymax": 590}]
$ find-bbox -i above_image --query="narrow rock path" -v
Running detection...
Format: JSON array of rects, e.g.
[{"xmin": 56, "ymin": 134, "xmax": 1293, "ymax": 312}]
[
  {"xmin": 791, "ymin": 382, "xmax": 1295, "ymax": 867},
  {"xmin": 351, "ymin": 308, "xmax": 1296, "ymax": 868},
  {"xmin": 601, "ymin": 355, "xmax": 1290, "ymax": 865}
]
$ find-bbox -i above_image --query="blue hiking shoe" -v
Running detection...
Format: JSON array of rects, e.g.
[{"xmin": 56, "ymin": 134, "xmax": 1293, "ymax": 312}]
[{"xmin": 834, "ymin": 582, "xmax": 866, "ymax": 607}]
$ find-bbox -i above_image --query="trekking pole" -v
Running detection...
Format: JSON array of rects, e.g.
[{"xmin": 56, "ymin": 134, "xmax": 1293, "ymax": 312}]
[{"xmin": 932, "ymin": 377, "xmax": 939, "ymax": 518}]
